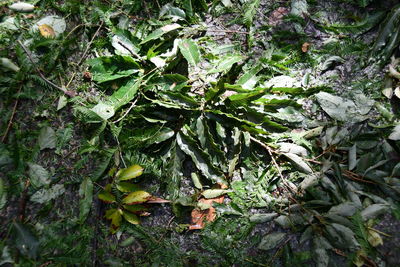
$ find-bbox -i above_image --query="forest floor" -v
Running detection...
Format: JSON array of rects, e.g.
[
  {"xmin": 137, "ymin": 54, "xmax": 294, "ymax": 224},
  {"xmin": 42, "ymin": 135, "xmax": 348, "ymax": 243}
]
[{"xmin": 1, "ymin": 0, "xmax": 400, "ymax": 266}]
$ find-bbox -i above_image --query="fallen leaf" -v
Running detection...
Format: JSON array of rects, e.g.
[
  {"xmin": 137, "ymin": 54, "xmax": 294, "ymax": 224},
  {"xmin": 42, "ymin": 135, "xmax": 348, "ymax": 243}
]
[
  {"xmin": 302, "ymin": 42, "xmax": 310, "ymax": 52},
  {"xmin": 189, "ymin": 196, "xmax": 224, "ymax": 230},
  {"xmin": 268, "ymin": 7, "xmax": 289, "ymax": 26},
  {"xmin": 38, "ymin": 24, "xmax": 55, "ymax": 38}
]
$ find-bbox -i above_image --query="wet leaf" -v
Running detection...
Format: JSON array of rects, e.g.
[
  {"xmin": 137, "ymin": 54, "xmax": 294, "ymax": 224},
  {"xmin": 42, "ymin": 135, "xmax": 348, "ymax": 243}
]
[
  {"xmin": 325, "ymin": 223, "xmax": 359, "ymax": 250},
  {"xmin": 258, "ymin": 232, "xmax": 286, "ymax": 250},
  {"xmin": 38, "ymin": 126, "xmax": 56, "ymax": 150},
  {"xmin": 117, "ymin": 164, "xmax": 144, "ymax": 181},
  {"xmin": 122, "ymin": 191, "xmax": 151, "ymax": 205}
]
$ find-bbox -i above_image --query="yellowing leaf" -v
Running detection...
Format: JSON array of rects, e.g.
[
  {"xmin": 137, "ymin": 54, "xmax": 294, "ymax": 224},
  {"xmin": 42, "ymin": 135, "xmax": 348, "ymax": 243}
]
[
  {"xmin": 367, "ymin": 229, "xmax": 383, "ymax": 247},
  {"xmin": 117, "ymin": 164, "xmax": 144, "ymax": 181},
  {"xmin": 98, "ymin": 190, "xmax": 116, "ymax": 203},
  {"xmin": 122, "ymin": 211, "xmax": 140, "ymax": 225},
  {"xmin": 123, "ymin": 204, "xmax": 148, "ymax": 214},
  {"xmin": 105, "ymin": 208, "xmax": 122, "ymax": 232},
  {"xmin": 116, "ymin": 182, "xmax": 141, "ymax": 193},
  {"xmin": 38, "ymin": 24, "xmax": 55, "ymax": 38},
  {"xmin": 122, "ymin": 191, "xmax": 151, "ymax": 205}
]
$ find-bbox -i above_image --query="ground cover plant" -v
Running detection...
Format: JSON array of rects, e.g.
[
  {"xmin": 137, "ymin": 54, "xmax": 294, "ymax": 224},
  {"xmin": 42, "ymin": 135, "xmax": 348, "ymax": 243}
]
[{"xmin": 1, "ymin": 0, "xmax": 400, "ymax": 266}]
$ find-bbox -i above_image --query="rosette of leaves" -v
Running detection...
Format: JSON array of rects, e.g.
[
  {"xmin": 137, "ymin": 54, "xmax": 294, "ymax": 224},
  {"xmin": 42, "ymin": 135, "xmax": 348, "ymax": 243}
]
[{"xmin": 98, "ymin": 164, "xmax": 151, "ymax": 233}]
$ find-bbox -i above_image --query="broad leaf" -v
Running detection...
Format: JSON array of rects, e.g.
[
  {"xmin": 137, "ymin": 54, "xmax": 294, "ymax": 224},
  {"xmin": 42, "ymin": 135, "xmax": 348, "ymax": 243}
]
[
  {"xmin": 117, "ymin": 164, "xmax": 144, "ymax": 181},
  {"xmin": 122, "ymin": 191, "xmax": 151, "ymax": 205},
  {"xmin": 178, "ymin": 39, "xmax": 201, "ymax": 66},
  {"xmin": 28, "ymin": 163, "xmax": 51, "ymax": 188},
  {"xmin": 258, "ymin": 232, "xmax": 286, "ymax": 250}
]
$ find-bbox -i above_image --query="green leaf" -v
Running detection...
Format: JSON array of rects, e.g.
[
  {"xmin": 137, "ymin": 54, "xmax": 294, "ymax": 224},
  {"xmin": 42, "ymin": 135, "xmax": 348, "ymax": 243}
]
[
  {"xmin": 208, "ymin": 55, "xmax": 243, "ymax": 74},
  {"xmin": 361, "ymin": 204, "xmax": 389, "ymax": 220},
  {"xmin": 112, "ymin": 33, "xmax": 140, "ymax": 56},
  {"xmin": 79, "ymin": 177, "xmax": 93, "ymax": 223},
  {"xmin": 30, "ymin": 184, "xmax": 65, "ymax": 204},
  {"xmin": 328, "ymin": 202, "xmax": 360, "ymax": 217},
  {"xmin": 38, "ymin": 126, "xmax": 56, "ymax": 150},
  {"xmin": 236, "ymin": 65, "xmax": 261, "ymax": 89},
  {"xmin": 87, "ymin": 56, "xmax": 141, "ymax": 83},
  {"xmin": 116, "ymin": 182, "xmax": 141, "ymax": 193},
  {"xmin": 123, "ymin": 204, "xmax": 148, "ymax": 214},
  {"xmin": 140, "ymin": 24, "xmax": 181, "ymax": 44},
  {"xmin": 325, "ymin": 223, "xmax": 359, "ymax": 250},
  {"xmin": 388, "ymin": 125, "xmax": 400, "ymax": 140},
  {"xmin": 98, "ymin": 190, "xmax": 116, "ymax": 203},
  {"xmin": 176, "ymin": 130, "xmax": 225, "ymax": 184},
  {"xmin": 122, "ymin": 191, "xmax": 151, "ymax": 205},
  {"xmin": 91, "ymin": 102, "xmax": 115, "ymax": 120},
  {"xmin": 202, "ymin": 189, "xmax": 228, "ymax": 199},
  {"xmin": 105, "ymin": 208, "xmax": 122, "ymax": 232},
  {"xmin": 13, "ymin": 222, "xmax": 38, "ymax": 259},
  {"xmin": 258, "ymin": 232, "xmax": 286, "ymax": 250},
  {"xmin": 109, "ymin": 77, "xmax": 142, "ymax": 110},
  {"xmin": 117, "ymin": 164, "xmax": 144, "ymax": 181},
  {"xmin": 178, "ymin": 39, "xmax": 201, "ymax": 66},
  {"xmin": 160, "ymin": 4, "xmax": 186, "ymax": 19},
  {"xmin": 28, "ymin": 162, "xmax": 51, "ymax": 188},
  {"xmin": 283, "ymin": 153, "xmax": 312, "ymax": 174},
  {"xmin": 249, "ymin": 213, "xmax": 278, "ymax": 223},
  {"xmin": 122, "ymin": 211, "xmax": 140, "ymax": 225},
  {"xmin": 315, "ymin": 92, "xmax": 370, "ymax": 122},
  {"xmin": 0, "ymin": 178, "xmax": 6, "ymax": 210}
]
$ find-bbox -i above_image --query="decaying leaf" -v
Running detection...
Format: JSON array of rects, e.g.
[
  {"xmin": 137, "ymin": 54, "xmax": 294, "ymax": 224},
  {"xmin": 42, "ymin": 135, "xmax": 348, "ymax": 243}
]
[
  {"xmin": 189, "ymin": 195, "xmax": 224, "ymax": 230},
  {"xmin": 38, "ymin": 24, "xmax": 55, "ymax": 38}
]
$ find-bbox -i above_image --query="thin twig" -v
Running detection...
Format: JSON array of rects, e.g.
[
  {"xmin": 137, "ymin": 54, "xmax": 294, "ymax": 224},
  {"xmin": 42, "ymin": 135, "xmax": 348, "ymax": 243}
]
[
  {"xmin": 117, "ymin": 41, "xmax": 143, "ymax": 62},
  {"xmin": 112, "ymin": 98, "xmax": 139, "ymax": 124},
  {"xmin": 17, "ymin": 40, "xmax": 76, "ymax": 97},
  {"xmin": 367, "ymin": 227, "xmax": 391, "ymax": 237},
  {"xmin": 207, "ymin": 29, "xmax": 249, "ymax": 34},
  {"xmin": 77, "ymin": 21, "xmax": 104, "ymax": 65},
  {"xmin": 250, "ymin": 136, "xmax": 297, "ymax": 194},
  {"xmin": 1, "ymin": 85, "xmax": 22, "ymax": 143}
]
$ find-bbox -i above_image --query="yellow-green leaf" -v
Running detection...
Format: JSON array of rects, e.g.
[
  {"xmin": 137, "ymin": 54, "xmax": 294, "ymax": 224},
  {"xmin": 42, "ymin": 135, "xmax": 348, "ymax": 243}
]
[
  {"xmin": 105, "ymin": 208, "xmax": 122, "ymax": 231},
  {"xmin": 98, "ymin": 190, "xmax": 116, "ymax": 203},
  {"xmin": 367, "ymin": 229, "xmax": 383, "ymax": 247},
  {"xmin": 202, "ymin": 189, "xmax": 228, "ymax": 199},
  {"xmin": 122, "ymin": 211, "xmax": 140, "ymax": 225},
  {"xmin": 116, "ymin": 182, "xmax": 141, "ymax": 193},
  {"xmin": 117, "ymin": 164, "xmax": 144, "ymax": 181},
  {"xmin": 122, "ymin": 191, "xmax": 151, "ymax": 205},
  {"xmin": 123, "ymin": 204, "xmax": 148, "ymax": 214}
]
